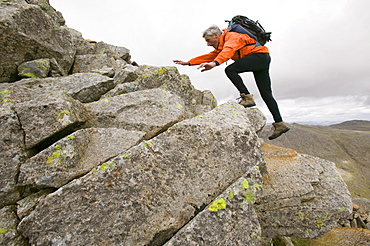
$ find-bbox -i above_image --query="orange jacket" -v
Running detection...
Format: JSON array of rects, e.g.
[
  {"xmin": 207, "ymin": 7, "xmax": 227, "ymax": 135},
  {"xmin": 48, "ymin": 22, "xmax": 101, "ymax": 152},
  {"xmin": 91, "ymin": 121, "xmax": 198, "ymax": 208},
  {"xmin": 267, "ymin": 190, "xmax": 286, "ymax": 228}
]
[{"xmin": 188, "ymin": 29, "xmax": 269, "ymax": 66}]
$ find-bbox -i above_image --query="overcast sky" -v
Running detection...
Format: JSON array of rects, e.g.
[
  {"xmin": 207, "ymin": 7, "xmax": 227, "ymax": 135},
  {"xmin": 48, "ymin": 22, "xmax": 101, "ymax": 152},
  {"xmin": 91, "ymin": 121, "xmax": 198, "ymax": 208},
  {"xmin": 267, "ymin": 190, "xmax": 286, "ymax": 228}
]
[{"xmin": 49, "ymin": 0, "xmax": 370, "ymax": 124}]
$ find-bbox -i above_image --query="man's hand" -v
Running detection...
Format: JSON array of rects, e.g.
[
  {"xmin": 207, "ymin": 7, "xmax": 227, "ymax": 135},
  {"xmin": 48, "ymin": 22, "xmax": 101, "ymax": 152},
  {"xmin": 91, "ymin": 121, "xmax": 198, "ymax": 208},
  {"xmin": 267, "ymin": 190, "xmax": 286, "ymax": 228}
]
[
  {"xmin": 197, "ymin": 62, "xmax": 216, "ymax": 72},
  {"xmin": 173, "ymin": 60, "xmax": 189, "ymax": 66}
]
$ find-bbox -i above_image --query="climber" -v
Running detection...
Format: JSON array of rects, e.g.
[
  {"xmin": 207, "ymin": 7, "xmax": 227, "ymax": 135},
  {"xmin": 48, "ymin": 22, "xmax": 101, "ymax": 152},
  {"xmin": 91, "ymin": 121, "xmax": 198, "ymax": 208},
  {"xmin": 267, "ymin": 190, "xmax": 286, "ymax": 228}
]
[{"xmin": 173, "ymin": 25, "xmax": 289, "ymax": 140}]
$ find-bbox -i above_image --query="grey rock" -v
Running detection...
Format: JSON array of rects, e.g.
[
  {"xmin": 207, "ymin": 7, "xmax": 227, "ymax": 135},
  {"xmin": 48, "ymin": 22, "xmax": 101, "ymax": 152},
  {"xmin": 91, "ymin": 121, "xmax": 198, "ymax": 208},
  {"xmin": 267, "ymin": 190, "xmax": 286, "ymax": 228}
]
[
  {"xmin": 0, "ymin": 73, "xmax": 115, "ymax": 104},
  {"xmin": 13, "ymin": 91, "xmax": 90, "ymax": 149},
  {"xmin": 85, "ymin": 88, "xmax": 187, "ymax": 139},
  {"xmin": 95, "ymin": 42, "xmax": 131, "ymax": 61},
  {"xmin": 72, "ymin": 54, "xmax": 116, "ymax": 74},
  {"xmin": 0, "ymin": 206, "xmax": 28, "ymax": 246},
  {"xmin": 92, "ymin": 67, "xmax": 115, "ymax": 78},
  {"xmin": 71, "ymin": 42, "xmax": 131, "ymax": 74},
  {"xmin": 255, "ymin": 143, "xmax": 353, "ymax": 239},
  {"xmin": 353, "ymin": 198, "xmax": 370, "ymax": 214},
  {"xmin": 27, "ymin": 0, "xmax": 65, "ymax": 26},
  {"xmin": 18, "ymin": 128, "xmax": 146, "ymax": 189},
  {"xmin": 161, "ymin": 72, "xmax": 217, "ymax": 117},
  {"xmin": 245, "ymin": 107, "xmax": 267, "ymax": 133},
  {"xmin": 17, "ymin": 58, "xmax": 51, "ymax": 78},
  {"xmin": 119, "ymin": 65, "xmax": 217, "ymax": 117},
  {"xmin": 165, "ymin": 167, "xmax": 263, "ymax": 246},
  {"xmin": 113, "ymin": 65, "xmax": 139, "ymax": 84},
  {"xmin": 0, "ymin": 107, "xmax": 26, "ymax": 207},
  {"xmin": 49, "ymin": 57, "xmax": 67, "ymax": 77},
  {"xmin": 16, "ymin": 189, "xmax": 54, "ymax": 220},
  {"xmin": 351, "ymin": 219, "xmax": 358, "ymax": 228},
  {"xmin": 0, "ymin": 2, "xmax": 82, "ymax": 82},
  {"xmin": 18, "ymin": 102, "xmax": 264, "ymax": 246}
]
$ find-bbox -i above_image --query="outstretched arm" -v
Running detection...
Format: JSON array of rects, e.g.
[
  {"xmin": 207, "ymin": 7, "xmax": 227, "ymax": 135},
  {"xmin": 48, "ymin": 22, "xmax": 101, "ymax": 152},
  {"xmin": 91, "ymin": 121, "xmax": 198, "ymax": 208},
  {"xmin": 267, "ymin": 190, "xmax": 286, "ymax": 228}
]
[{"xmin": 173, "ymin": 60, "xmax": 190, "ymax": 66}]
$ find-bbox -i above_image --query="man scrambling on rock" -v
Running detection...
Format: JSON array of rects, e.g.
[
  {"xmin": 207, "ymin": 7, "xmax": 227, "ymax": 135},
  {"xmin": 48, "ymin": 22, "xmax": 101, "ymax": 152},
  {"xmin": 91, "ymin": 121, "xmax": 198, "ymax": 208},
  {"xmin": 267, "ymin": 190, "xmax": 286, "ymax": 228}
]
[{"xmin": 174, "ymin": 25, "xmax": 289, "ymax": 140}]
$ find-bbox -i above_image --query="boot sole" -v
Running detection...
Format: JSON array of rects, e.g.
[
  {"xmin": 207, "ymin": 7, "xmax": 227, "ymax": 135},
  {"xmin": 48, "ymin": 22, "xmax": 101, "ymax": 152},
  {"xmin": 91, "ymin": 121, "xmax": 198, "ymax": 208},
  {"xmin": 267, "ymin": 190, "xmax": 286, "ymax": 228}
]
[
  {"xmin": 241, "ymin": 103, "xmax": 256, "ymax": 108},
  {"xmin": 268, "ymin": 127, "xmax": 290, "ymax": 140}
]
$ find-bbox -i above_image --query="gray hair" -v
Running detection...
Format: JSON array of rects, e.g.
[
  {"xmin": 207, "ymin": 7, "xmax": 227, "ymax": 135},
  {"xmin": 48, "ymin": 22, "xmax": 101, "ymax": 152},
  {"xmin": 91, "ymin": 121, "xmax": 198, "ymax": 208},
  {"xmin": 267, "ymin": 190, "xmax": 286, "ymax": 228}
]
[{"xmin": 202, "ymin": 25, "xmax": 222, "ymax": 37}]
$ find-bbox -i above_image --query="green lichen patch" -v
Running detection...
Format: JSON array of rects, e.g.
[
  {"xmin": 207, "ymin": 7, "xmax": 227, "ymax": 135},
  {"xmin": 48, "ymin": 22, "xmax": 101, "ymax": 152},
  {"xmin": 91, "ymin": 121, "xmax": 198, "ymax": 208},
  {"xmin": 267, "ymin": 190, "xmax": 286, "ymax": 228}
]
[
  {"xmin": 244, "ymin": 189, "xmax": 257, "ymax": 204},
  {"xmin": 0, "ymin": 228, "xmax": 8, "ymax": 234},
  {"xmin": 46, "ymin": 143, "xmax": 77, "ymax": 168},
  {"xmin": 243, "ymin": 179, "xmax": 249, "ymax": 189},
  {"xmin": 99, "ymin": 162, "xmax": 115, "ymax": 171},
  {"xmin": 0, "ymin": 89, "xmax": 11, "ymax": 96},
  {"xmin": 56, "ymin": 110, "xmax": 70, "ymax": 120},
  {"xmin": 208, "ymin": 198, "xmax": 227, "ymax": 212},
  {"xmin": 153, "ymin": 67, "xmax": 167, "ymax": 75},
  {"xmin": 22, "ymin": 72, "xmax": 38, "ymax": 78}
]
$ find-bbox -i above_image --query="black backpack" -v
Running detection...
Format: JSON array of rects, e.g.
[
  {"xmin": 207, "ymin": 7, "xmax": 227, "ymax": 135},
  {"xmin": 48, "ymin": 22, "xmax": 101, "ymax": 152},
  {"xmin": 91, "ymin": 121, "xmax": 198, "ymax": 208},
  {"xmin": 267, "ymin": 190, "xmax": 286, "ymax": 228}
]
[{"xmin": 226, "ymin": 15, "xmax": 271, "ymax": 46}]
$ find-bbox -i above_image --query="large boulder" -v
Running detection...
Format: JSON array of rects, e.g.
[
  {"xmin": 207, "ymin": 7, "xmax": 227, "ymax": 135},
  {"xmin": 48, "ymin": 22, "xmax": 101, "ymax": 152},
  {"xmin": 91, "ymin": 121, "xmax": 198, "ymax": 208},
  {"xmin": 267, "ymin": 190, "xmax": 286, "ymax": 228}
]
[
  {"xmin": 85, "ymin": 88, "xmax": 188, "ymax": 139},
  {"xmin": 17, "ymin": 58, "xmax": 51, "ymax": 78},
  {"xmin": 165, "ymin": 169, "xmax": 263, "ymax": 246},
  {"xmin": 71, "ymin": 42, "xmax": 132, "ymax": 74},
  {"xmin": 18, "ymin": 128, "xmax": 145, "ymax": 189},
  {"xmin": 17, "ymin": 102, "xmax": 265, "ymax": 246},
  {"xmin": 0, "ymin": 1, "xmax": 87, "ymax": 82},
  {"xmin": 72, "ymin": 54, "xmax": 116, "ymax": 74},
  {"xmin": 255, "ymin": 143, "xmax": 353, "ymax": 239},
  {"xmin": 0, "ymin": 107, "xmax": 26, "ymax": 207},
  {"xmin": 0, "ymin": 73, "xmax": 115, "ymax": 104},
  {"xmin": 13, "ymin": 91, "xmax": 90, "ymax": 149}
]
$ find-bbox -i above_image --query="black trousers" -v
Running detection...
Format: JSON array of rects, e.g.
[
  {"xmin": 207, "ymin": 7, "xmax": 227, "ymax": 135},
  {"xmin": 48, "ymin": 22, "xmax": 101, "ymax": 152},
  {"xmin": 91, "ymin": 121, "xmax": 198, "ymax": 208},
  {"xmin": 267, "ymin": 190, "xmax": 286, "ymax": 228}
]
[{"xmin": 225, "ymin": 53, "xmax": 283, "ymax": 123}]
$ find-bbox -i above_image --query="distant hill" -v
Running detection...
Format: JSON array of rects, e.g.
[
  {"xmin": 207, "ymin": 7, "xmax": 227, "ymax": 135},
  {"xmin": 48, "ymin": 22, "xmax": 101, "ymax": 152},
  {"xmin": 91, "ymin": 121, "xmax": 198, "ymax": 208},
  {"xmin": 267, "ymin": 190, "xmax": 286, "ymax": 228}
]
[
  {"xmin": 329, "ymin": 120, "xmax": 370, "ymax": 131},
  {"xmin": 258, "ymin": 120, "xmax": 370, "ymax": 199}
]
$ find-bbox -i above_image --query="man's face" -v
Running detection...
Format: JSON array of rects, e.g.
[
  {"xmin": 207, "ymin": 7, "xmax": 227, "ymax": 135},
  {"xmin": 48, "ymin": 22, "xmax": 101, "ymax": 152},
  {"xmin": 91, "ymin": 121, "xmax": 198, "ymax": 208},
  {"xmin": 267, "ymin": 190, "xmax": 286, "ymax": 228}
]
[{"xmin": 204, "ymin": 34, "xmax": 220, "ymax": 49}]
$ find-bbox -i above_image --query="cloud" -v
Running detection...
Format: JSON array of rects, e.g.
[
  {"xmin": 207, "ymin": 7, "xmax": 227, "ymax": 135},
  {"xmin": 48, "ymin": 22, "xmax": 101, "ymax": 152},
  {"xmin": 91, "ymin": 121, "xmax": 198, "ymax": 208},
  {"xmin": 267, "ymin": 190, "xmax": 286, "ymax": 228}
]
[{"xmin": 256, "ymin": 95, "xmax": 370, "ymax": 124}]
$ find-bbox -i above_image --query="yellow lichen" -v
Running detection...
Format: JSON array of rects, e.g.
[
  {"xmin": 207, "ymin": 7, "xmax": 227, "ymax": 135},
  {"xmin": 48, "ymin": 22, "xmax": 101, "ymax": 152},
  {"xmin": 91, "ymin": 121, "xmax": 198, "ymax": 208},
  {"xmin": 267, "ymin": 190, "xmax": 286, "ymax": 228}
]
[{"xmin": 209, "ymin": 197, "xmax": 227, "ymax": 212}]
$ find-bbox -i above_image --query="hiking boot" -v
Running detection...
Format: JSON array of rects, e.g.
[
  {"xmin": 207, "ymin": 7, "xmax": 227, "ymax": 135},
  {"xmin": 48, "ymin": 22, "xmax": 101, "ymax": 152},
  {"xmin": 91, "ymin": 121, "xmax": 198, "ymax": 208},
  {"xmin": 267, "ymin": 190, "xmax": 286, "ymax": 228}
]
[
  {"xmin": 269, "ymin": 122, "xmax": 290, "ymax": 140},
  {"xmin": 239, "ymin": 93, "xmax": 256, "ymax": 107}
]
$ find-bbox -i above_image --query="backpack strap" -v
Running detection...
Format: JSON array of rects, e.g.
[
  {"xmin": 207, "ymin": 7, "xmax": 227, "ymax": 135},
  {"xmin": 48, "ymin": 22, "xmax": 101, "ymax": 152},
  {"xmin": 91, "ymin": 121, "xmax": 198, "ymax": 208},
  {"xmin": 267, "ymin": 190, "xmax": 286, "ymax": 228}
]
[{"xmin": 237, "ymin": 43, "xmax": 256, "ymax": 59}]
